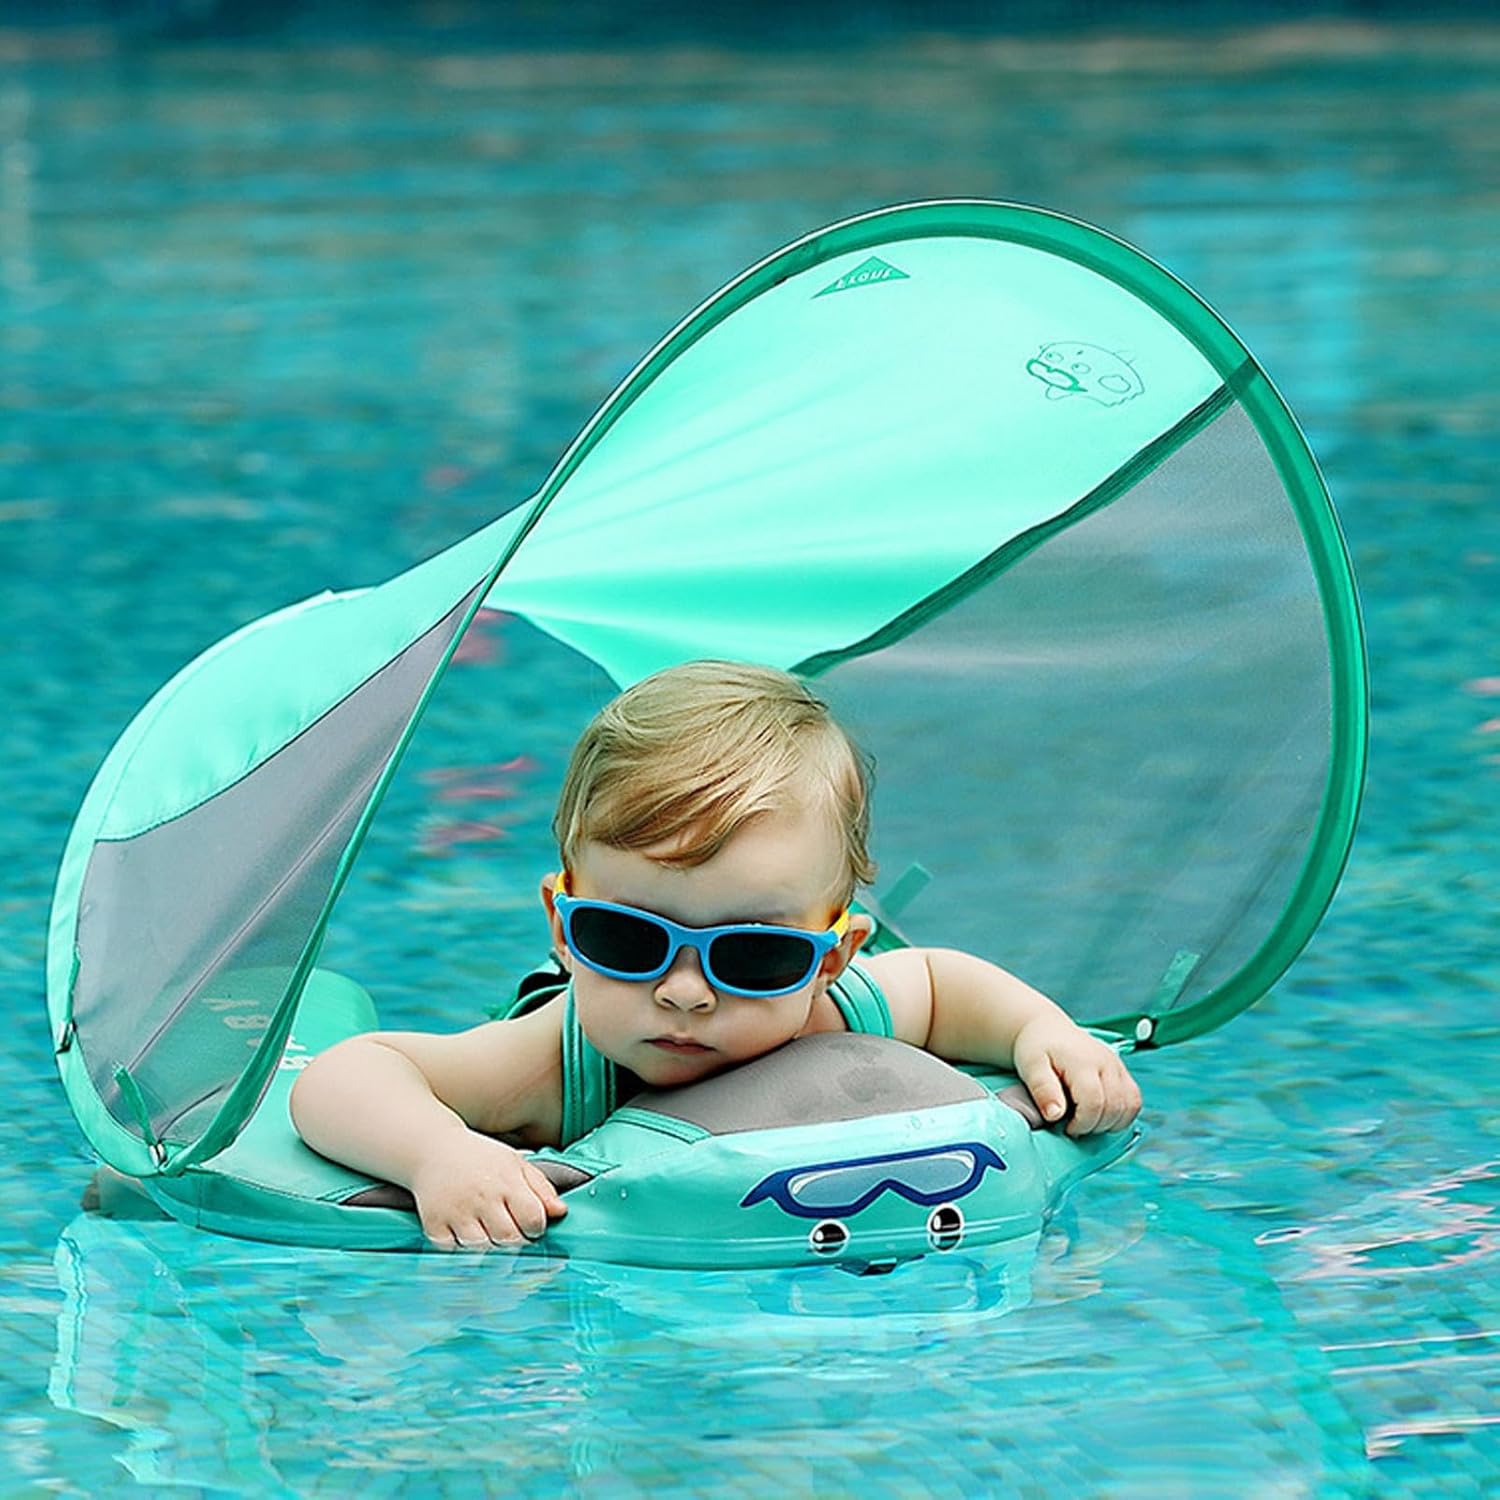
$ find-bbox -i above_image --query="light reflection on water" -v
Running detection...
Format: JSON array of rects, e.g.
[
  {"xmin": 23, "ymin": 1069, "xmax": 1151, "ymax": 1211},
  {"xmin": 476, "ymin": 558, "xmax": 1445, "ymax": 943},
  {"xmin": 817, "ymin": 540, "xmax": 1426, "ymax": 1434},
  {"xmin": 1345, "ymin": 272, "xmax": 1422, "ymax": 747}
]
[
  {"xmin": 1258, "ymin": 1161, "xmax": 1499, "ymax": 1283},
  {"xmin": 2, "ymin": 11, "xmax": 1497, "ymax": 1496}
]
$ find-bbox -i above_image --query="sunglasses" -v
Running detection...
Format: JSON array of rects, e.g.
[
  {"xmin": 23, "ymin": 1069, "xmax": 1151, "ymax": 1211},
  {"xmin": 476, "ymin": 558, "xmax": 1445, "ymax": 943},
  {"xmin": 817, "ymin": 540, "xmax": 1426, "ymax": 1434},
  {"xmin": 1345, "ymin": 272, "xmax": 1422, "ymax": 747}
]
[{"xmin": 552, "ymin": 874, "xmax": 848, "ymax": 998}]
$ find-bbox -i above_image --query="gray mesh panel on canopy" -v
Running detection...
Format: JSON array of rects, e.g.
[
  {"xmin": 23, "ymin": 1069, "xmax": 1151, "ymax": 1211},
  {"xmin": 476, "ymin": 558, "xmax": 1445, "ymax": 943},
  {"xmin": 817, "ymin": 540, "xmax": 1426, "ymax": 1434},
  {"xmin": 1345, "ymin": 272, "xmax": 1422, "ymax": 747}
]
[
  {"xmin": 71, "ymin": 591, "xmax": 479, "ymax": 1147},
  {"xmin": 812, "ymin": 399, "xmax": 1330, "ymax": 1026}
]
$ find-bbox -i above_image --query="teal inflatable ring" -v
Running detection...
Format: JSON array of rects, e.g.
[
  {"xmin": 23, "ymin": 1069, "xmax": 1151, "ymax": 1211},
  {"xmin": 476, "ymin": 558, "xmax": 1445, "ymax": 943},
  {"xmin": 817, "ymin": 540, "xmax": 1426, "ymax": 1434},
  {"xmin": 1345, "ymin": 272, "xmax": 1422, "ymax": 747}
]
[{"xmin": 131, "ymin": 971, "xmax": 1137, "ymax": 1268}]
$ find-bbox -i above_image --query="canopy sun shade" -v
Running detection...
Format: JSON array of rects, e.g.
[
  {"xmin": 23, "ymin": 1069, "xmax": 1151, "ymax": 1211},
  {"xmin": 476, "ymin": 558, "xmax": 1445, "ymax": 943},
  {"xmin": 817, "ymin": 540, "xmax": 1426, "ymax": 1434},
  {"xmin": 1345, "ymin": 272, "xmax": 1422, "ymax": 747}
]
[{"xmin": 47, "ymin": 200, "xmax": 1367, "ymax": 1182}]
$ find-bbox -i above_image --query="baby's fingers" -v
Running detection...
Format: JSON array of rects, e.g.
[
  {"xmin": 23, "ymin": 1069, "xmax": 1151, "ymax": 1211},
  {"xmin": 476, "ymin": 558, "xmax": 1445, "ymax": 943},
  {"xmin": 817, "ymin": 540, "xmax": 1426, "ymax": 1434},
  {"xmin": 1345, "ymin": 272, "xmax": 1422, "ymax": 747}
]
[
  {"xmin": 422, "ymin": 1200, "xmax": 530, "ymax": 1250},
  {"xmin": 494, "ymin": 1164, "xmax": 567, "ymax": 1242},
  {"xmin": 496, "ymin": 1186, "xmax": 552, "ymax": 1243},
  {"xmin": 1016, "ymin": 1054, "xmax": 1070, "ymax": 1125},
  {"xmin": 1102, "ymin": 1067, "xmax": 1143, "ymax": 1133},
  {"xmin": 522, "ymin": 1160, "xmax": 569, "ymax": 1222},
  {"xmin": 427, "ymin": 1216, "xmax": 494, "ymax": 1252},
  {"xmin": 459, "ymin": 1196, "xmax": 541, "ymax": 1248},
  {"xmin": 416, "ymin": 1205, "xmax": 459, "ymax": 1250},
  {"xmin": 1068, "ymin": 1059, "xmax": 1142, "ymax": 1135},
  {"xmin": 1065, "ymin": 1069, "xmax": 1108, "ymax": 1136}
]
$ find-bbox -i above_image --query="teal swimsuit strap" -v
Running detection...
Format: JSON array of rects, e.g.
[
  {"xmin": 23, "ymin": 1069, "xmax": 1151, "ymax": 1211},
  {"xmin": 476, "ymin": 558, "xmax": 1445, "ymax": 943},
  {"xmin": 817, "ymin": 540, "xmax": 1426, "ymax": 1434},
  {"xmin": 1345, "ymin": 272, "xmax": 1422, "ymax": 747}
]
[
  {"xmin": 829, "ymin": 960, "xmax": 894, "ymax": 1038},
  {"xmin": 514, "ymin": 965, "xmax": 889, "ymax": 1145},
  {"xmin": 560, "ymin": 985, "xmax": 619, "ymax": 1146}
]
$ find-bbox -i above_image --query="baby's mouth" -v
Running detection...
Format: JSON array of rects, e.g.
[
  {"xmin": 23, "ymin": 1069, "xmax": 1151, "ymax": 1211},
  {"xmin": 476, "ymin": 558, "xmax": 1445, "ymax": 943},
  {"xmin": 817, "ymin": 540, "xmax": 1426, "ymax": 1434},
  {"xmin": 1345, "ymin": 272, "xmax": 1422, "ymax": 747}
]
[{"xmin": 647, "ymin": 1036, "xmax": 713, "ymax": 1054}]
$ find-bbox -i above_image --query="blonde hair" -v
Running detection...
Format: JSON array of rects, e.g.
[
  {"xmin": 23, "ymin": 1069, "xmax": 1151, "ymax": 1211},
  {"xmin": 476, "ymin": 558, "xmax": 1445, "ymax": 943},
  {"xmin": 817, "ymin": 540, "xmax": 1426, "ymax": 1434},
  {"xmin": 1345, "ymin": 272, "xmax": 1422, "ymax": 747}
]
[{"xmin": 554, "ymin": 661, "xmax": 875, "ymax": 905}]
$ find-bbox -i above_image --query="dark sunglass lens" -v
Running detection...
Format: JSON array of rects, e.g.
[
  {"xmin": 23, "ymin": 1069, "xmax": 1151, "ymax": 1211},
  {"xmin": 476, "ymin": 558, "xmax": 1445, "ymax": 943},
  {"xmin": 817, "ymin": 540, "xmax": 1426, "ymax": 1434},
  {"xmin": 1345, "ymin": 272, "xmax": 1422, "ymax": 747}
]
[
  {"xmin": 709, "ymin": 932, "xmax": 817, "ymax": 993},
  {"xmin": 570, "ymin": 906, "xmax": 671, "ymax": 975}
]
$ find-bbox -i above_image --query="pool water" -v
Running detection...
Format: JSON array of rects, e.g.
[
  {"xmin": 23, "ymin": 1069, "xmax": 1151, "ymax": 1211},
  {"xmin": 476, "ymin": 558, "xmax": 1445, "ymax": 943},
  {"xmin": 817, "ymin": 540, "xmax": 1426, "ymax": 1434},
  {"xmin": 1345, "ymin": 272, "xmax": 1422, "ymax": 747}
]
[{"xmin": 3, "ymin": 12, "xmax": 1497, "ymax": 1495}]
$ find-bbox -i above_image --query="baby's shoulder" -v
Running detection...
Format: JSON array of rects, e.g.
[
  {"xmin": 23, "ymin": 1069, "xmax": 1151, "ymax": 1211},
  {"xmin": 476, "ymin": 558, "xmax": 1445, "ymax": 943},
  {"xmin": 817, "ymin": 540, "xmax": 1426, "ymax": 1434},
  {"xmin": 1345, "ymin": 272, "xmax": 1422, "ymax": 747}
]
[
  {"xmin": 851, "ymin": 948, "xmax": 935, "ymax": 1046},
  {"xmin": 855, "ymin": 948, "xmax": 928, "ymax": 997},
  {"xmin": 806, "ymin": 953, "xmax": 921, "ymax": 1036},
  {"xmin": 457, "ymin": 998, "xmax": 566, "ymax": 1145}
]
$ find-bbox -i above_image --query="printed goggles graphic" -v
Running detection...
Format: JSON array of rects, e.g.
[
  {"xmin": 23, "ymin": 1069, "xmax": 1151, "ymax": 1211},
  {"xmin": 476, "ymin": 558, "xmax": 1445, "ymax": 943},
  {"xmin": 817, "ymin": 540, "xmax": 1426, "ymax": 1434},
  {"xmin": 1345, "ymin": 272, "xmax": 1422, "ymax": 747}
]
[{"xmin": 740, "ymin": 1142, "xmax": 1006, "ymax": 1219}]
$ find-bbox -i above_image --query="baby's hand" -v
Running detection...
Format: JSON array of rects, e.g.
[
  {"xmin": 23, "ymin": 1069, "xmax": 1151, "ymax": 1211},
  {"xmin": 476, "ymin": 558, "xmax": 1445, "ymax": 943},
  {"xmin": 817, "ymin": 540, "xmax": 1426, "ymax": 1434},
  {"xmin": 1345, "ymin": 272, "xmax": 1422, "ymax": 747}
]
[
  {"xmin": 408, "ymin": 1131, "xmax": 567, "ymax": 1251},
  {"xmin": 1012, "ymin": 1017, "xmax": 1142, "ymax": 1137}
]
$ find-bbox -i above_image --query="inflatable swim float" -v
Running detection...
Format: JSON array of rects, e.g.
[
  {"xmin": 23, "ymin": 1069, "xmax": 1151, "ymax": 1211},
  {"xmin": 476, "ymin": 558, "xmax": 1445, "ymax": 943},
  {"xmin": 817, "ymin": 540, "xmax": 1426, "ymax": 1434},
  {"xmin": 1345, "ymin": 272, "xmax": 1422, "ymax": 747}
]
[
  {"xmin": 47, "ymin": 200, "xmax": 1366, "ymax": 1266},
  {"xmin": 112, "ymin": 963, "xmax": 1137, "ymax": 1264}
]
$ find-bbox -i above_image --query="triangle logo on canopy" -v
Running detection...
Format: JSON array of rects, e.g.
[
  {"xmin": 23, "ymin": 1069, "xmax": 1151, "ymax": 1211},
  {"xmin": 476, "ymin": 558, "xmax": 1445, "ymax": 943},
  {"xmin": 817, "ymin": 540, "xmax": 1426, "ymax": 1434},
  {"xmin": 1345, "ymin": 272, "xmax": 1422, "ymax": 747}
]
[{"xmin": 815, "ymin": 255, "xmax": 910, "ymax": 298}]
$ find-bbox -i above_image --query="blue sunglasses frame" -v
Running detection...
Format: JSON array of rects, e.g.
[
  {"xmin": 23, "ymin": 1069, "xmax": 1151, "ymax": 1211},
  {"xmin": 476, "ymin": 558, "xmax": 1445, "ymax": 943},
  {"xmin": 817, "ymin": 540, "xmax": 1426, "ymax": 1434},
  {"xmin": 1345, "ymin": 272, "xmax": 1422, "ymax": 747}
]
[{"xmin": 552, "ymin": 877, "xmax": 848, "ymax": 999}]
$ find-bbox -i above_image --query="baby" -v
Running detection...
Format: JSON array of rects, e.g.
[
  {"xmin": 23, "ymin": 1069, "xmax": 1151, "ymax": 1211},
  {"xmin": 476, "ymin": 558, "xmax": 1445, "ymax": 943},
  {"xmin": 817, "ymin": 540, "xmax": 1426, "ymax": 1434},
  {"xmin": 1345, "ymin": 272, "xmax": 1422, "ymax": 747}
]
[{"xmin": 291, "ymin": 661, "xmax": 1141, "ymax": 1250}]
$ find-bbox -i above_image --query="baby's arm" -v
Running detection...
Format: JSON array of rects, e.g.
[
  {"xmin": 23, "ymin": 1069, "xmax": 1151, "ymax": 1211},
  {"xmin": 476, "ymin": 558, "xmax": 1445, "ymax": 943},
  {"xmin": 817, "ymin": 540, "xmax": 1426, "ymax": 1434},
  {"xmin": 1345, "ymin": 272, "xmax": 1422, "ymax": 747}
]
[
  {"xmin": 289, "ymin": 1004, "xmax": 567, "ymax": 1250},
  {"xmin": 860, "ymin": 948, "xmax": 1141, "ymax": 1136}
]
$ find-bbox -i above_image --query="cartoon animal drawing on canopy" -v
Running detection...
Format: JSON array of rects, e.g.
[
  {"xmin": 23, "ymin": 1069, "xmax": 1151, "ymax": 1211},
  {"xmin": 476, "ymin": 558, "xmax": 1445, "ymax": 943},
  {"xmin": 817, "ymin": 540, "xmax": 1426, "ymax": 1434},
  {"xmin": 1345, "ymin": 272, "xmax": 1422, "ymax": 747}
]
[{"xmin": 47, "ymin": 201, "xmax": 1366, "ymax": 1265}]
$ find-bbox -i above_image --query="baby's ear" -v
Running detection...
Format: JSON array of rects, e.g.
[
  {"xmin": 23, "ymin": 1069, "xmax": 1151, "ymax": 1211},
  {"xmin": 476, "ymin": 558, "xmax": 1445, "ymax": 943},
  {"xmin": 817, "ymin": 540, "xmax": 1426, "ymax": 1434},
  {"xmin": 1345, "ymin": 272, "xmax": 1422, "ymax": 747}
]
[
  {"xmin": 539, "ymin": 874, "xmax": 571, "ymax": 969},
  {"xmin": 824, "ymin": 912, "xmax": 873, "ymax": 978}
]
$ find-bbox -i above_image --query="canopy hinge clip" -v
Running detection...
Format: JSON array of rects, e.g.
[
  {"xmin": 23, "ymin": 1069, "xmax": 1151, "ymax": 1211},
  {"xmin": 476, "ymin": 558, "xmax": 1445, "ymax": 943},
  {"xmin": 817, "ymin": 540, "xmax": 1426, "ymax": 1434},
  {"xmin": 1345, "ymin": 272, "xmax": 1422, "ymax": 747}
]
[
  {"xmin": 113, "ymin": 1065, "xmax": 171, "ymax": 1172},
  {"xmin": 55, "ymin": 1018, "xmax": 76, "ymax": 1054},
  {"xmin": 1138, "ymin": 949, "xmax": 1202, "ymax": 1043}
]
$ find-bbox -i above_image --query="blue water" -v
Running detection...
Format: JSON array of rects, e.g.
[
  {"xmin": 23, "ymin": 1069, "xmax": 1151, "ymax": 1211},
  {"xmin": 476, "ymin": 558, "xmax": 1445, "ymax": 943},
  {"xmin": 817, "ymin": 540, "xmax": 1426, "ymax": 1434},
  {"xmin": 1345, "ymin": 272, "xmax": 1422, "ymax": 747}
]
[{"xmin": 3, "ymin": 12, "xmax": 1498, "ymax": 1495}]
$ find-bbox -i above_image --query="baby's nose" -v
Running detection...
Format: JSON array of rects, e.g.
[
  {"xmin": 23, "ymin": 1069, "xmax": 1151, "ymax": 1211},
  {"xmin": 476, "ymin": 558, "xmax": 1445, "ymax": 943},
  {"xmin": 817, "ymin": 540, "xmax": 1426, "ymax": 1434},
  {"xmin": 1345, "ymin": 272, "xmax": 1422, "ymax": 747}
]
[{"xmin": 654, "ymin": 947, "xmax": 717, "ymax": 1013}]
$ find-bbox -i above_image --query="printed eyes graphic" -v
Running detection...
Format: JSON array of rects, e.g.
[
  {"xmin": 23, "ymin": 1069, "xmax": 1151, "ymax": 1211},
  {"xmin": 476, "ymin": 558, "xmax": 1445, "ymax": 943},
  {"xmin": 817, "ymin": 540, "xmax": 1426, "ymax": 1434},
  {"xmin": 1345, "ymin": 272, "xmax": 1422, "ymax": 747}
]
[
  {"xmin": 808, "ymin": 1220, "xmax": 849, "ymax": 1256},
  {"xmin": 803, "ymin": 1207, "xmax": 966, "ymax": 1258},
  {"xmin": 927, "ymin": 1203, "xmax": 965, "ymax": 1251}
]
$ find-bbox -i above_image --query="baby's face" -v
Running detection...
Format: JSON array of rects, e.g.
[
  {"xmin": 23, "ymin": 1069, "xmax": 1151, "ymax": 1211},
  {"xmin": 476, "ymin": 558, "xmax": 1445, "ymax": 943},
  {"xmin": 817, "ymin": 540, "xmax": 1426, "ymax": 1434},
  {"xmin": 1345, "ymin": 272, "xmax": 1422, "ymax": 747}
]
[{"xmin": 544, "ymin": 805, "xmax": 865, "ymax": 1088}]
